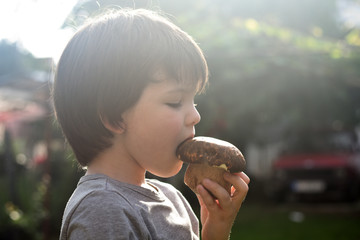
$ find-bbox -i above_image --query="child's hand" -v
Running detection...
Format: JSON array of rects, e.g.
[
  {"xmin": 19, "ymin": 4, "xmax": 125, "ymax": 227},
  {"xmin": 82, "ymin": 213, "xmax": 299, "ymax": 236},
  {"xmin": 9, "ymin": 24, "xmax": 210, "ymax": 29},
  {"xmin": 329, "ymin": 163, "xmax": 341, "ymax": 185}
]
[{"xmin": 197, "ymin": 171, "xmax": 250, "ymax": 240}]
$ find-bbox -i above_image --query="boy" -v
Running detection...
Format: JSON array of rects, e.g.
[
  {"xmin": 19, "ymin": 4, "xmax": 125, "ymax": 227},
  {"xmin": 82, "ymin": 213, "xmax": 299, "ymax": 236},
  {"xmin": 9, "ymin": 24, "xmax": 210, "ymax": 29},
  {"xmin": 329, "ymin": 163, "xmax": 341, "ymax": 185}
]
[{"xmin": 53, "ymin": 8, "xmax": 249, "ymax": 240}]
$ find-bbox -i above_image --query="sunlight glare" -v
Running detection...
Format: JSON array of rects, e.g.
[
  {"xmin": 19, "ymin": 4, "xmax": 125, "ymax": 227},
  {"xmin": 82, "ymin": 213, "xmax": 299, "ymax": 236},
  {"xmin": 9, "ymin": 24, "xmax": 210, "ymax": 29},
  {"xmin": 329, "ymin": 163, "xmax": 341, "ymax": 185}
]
[{"xmin": 0, "ymin": 0, "xmax": 78, "ymax": 62}]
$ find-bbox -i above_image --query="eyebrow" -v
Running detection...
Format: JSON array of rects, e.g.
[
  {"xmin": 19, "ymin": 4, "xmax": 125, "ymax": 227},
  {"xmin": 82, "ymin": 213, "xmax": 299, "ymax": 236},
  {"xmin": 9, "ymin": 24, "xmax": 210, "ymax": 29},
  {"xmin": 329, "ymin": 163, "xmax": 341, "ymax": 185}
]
[
  {"xmin": 165, "ymin": 87, "xmax": 186, "ymax": 93},
  {"xmin": 165, "ymin": 85, "xmax": 197, "ymax": 95}
]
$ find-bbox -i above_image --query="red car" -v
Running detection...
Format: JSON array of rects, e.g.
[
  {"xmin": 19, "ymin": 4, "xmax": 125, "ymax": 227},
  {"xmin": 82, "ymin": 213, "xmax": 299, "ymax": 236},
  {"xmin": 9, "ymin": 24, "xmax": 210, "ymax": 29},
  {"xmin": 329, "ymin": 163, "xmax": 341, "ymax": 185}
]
[{"xmin": 270, "ymin": 131, "xmax": 360, "ymax": 202}]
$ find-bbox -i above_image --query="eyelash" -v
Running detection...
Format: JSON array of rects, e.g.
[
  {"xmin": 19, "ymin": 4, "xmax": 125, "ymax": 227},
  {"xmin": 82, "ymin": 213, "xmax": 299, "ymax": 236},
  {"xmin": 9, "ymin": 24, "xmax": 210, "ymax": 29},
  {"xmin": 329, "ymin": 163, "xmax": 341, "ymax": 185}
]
[
  {"xmin": 166, "ymin": 102, "xmax": 198, "ymax": 109},
  {"xmin": 166, "ymin": 102, "xmax": 182, "ymax": 108}
]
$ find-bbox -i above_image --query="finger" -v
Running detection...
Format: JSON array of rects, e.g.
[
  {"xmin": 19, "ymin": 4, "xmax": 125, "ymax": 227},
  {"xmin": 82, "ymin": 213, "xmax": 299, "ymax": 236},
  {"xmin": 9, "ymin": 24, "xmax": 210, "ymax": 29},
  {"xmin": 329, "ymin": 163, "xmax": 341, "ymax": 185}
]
[
  {"xmin": 196, "ymin": 193, "xmax": 206, "ymax": 208},
  {"xmin": 240, "ymin": 172, "xmax": 251, "ymax": 184},
  {"xmin": 201, "ymin": 178, "xmax": 232, "ymax": 208},
  {"xmin": 224, "ymin": 172, "xmax": 250, "ymax": 187},
  {"xmin": 224, "ymin": 172, "xmax": 249, "ymax": 200},
  {"xmin": 196, "ymin": 184, "xmax": 218, "ymax": 210},
  {"xmin": 196, "ymin": 194, "xmax": 209, "ymax": 224},
  {"xmin": 232, "ymin": 171, "xmax": 250, "ymax": 184}
]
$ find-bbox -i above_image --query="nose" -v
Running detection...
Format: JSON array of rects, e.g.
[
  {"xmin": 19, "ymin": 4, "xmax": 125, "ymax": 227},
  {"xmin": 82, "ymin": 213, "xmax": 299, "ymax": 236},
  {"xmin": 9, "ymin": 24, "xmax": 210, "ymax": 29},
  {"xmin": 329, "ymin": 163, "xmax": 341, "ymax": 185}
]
[{"xmin": 186, "ymin": 104, "xmax": 201, "ymax": 126}]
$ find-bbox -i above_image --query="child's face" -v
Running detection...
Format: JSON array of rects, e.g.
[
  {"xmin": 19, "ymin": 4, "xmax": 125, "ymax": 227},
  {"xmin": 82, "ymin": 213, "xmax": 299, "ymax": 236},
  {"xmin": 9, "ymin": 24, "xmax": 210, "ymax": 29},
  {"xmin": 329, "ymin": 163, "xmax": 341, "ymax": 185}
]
[{"xmin": 120, "ymin": 77, "xmax": 201, "ymax": 178}]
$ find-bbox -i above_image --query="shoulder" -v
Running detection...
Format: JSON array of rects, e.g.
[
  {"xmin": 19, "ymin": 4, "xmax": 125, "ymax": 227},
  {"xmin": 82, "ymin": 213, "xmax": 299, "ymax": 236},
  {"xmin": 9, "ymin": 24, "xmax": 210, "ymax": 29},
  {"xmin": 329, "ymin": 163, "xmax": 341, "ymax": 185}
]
[
  {"xmin": 64, "ymin": 175, "xmax": 135, "ymax": 218},
  {"xmin": 77, "ymin": 187, "xmax": 133, "ymax": 213},
  {"xmin": 68, "ymin": 175, "xmax": 143, "ymax": 221},
  {"xmin": 61, "ymin": 176, "xmax": 149, "ymax": 239},
  {"xmin": 68, "ymin": 184, "xmax": 137, "ymax": 222},
  {"xmin": 69, "ymin": 189, "xmax": 143, "ymax": 231}
]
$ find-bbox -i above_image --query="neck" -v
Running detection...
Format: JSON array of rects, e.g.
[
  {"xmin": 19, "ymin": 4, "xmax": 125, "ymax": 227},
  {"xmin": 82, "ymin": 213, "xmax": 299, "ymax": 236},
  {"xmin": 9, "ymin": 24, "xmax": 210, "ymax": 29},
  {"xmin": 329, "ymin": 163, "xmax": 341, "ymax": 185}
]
[{"xmin": 86, "ymin": 144, "xmax": 146, "ymax": 186}]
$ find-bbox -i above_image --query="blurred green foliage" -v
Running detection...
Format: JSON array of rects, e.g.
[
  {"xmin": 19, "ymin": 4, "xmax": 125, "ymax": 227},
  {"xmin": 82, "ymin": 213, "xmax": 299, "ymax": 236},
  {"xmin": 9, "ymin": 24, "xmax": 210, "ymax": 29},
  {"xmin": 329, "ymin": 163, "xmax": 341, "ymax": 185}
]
[
  {"xmin": 0, "ymin": 116, "xmax": 83, "ymax": 239},
  {"xmin": 63, "ymin": 0, "xmax": 360, "ymax": 149}
]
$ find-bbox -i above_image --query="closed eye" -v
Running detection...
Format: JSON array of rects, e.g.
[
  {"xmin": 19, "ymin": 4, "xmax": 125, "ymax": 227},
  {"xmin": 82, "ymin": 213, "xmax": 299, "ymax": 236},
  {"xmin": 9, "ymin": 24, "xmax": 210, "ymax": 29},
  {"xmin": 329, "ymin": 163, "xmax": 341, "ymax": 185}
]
[{"xmin": 166, "ymin": 102, "xmax": 182, "ymax": 108}]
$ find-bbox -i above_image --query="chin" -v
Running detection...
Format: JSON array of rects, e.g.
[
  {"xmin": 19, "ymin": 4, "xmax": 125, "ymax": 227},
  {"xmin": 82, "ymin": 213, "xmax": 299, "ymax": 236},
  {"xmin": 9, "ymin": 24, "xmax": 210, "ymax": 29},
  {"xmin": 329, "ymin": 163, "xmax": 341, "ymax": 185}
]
[{"xmin": 153, "ymin": 161, "xmax": 183, "ymax": 178}]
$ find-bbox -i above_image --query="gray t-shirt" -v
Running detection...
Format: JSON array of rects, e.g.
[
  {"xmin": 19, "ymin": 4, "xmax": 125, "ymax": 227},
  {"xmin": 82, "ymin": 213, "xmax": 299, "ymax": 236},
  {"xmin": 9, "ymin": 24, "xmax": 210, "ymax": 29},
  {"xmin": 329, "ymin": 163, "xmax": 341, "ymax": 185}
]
[{"xmin": 60, "ymin": 174, "xmax": 199, "ymax": 240}]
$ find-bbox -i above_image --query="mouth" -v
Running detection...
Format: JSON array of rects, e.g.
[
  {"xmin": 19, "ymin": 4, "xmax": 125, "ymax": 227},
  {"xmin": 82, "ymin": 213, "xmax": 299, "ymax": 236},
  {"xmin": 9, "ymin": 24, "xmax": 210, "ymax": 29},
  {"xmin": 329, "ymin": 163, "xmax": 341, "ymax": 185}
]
[{"xmin": 176, "ymin": 136, "xmax": 194, "ymax": 159}]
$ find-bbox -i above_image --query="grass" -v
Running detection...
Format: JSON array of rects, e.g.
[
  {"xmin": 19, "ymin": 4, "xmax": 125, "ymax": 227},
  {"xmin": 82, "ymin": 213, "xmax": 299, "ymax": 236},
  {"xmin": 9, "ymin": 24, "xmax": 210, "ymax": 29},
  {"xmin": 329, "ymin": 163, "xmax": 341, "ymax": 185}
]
[{"xmin": 230, "ymin": 201, "xmax": 360, "ymax": 240}]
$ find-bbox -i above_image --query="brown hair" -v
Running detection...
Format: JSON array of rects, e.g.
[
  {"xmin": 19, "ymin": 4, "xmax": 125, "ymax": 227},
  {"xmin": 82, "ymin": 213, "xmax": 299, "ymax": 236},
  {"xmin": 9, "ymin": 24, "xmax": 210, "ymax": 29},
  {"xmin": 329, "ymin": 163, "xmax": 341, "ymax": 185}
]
[{"xmin": 53, "ymin": 9, "xmax": 208, "ymax": 166}]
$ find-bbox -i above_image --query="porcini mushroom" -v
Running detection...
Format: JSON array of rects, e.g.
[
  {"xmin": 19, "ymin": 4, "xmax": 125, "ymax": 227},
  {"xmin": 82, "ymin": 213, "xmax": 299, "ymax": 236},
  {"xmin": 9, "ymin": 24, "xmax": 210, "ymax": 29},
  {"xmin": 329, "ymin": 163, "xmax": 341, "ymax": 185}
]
[{"xmin": 176, "ymin": 136, "xmax": 246, "ymax": 194}]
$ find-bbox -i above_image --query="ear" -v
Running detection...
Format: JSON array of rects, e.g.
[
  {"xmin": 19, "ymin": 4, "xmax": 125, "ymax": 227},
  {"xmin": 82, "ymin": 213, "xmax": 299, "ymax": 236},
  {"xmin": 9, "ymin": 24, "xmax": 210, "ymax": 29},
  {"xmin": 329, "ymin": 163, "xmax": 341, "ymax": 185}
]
[{"xmin": 99, "ymin": 114, "xmax": 125, "ymax": 134}]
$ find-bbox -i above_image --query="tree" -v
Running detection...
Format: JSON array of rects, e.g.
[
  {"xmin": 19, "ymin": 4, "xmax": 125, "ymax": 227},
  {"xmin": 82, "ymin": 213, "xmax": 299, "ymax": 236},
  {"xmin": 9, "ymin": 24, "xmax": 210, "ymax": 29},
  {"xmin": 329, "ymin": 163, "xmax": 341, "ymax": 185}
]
[{"xmin": 62, "ymin": 0, "xmax": 360, "ymax": 153}]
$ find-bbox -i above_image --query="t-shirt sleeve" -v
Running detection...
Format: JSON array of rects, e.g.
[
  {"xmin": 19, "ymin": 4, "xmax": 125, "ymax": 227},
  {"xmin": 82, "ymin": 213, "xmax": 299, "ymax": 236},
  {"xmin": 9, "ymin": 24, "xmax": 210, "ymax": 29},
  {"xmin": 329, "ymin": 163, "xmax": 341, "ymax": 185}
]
[{"xmin": 66, "ymin": 190, "xmax": 149, "ymax": 240}]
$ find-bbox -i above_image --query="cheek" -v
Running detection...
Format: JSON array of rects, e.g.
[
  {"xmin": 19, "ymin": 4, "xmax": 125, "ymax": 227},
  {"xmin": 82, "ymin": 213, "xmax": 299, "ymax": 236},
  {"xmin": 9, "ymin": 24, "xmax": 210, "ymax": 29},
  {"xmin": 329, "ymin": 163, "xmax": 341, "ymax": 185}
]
[
  {"xmin": 159, "ymin": 114, "xmax": 184, "ymax": 140},
  {"xmin": 142, "ymin": 113, "xmax": 183, "ymax": 155},
  {"xmin": 125, "ymin": 105, "xmax": 184, "ymax": 146},
  {"xmin": 129, "ymin": 110, "xmax": 182, "ymax": 141},
  {"xmin": 162, "ymin": 113, "xmax": 183, "ymax": 128},
  {"xmin": 144, "ymin": 106, "xmax": 183, "ymax": 129}
]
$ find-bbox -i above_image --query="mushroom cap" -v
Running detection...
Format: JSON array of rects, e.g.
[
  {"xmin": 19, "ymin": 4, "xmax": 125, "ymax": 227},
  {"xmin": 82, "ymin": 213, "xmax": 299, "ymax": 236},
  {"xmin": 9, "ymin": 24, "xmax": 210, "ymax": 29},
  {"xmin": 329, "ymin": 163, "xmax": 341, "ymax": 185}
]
[{"xmin": 176, "ymin": 136, "xmax": 246, "ymax": 173}]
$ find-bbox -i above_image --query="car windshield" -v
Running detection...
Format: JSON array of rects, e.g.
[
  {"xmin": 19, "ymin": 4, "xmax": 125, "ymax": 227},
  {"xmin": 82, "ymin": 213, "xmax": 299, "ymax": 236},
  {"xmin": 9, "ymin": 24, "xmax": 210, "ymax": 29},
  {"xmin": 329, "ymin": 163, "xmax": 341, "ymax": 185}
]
[{"xmin": 283, "ymin": 131, "xmax": 356, "ymax": 154}]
